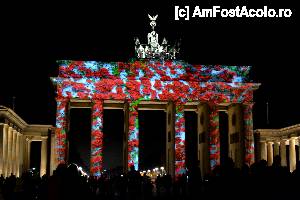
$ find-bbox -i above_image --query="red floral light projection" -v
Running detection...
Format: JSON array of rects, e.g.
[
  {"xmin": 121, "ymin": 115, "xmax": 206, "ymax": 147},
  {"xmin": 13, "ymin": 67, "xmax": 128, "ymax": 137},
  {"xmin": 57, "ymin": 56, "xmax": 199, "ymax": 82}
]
[
  {"xmin": 128, "ymin": 102, "xmax": 139, "ymax": 170},
  {"xmin": 175, "ymin": 104, "xmax": 186, "ymax": 176},
  {"xmin": 55, "ymin": 98, "xmax": 68, "ymax": 164},
  {"xmin": 57, "ymin": 60, "xmax": 251, "ymax": 83},
  {"xmin": 208, "ymin": 105, "xmax": 220, "ymax": 169},
  {"xmin": 90, "ymin": 100, "xmax": 104, "ymax": 176},
  {"xmin": 52, "ymin": 59, "xmax": 259, "ymax": 177},
  {"xmin": 244, "ymin": 104, "xmax": 255, "ymax": 165}
]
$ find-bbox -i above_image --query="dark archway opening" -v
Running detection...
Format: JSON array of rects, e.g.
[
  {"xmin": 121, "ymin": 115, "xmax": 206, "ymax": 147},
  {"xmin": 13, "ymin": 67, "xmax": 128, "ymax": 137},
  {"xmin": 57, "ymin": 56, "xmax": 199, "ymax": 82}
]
[
  {"xmin": 139, "ymin": 110, "xmax": 166, "ymax": 170},
  {"xmin": 69, "ymin": 108, "xmax": 91, "ymax": 174},
  {"xmin": 30, "ymin": 141, "xmax": 41, "ymax": 171},
  {"xmin": 219, "ymin": 111, "xmax": 229, "ymax": 166},
  {"xmin": 103, "ymin": 109, "xmax": 124, "ymax": 171},
  {"xmin": 185, "ymin": 111, "xmax": 198, "ymax": 171}
]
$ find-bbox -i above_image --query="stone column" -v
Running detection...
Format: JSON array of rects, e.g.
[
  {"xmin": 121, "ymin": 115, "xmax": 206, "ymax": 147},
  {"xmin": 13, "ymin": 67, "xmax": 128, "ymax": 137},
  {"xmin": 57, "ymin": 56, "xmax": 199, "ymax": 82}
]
[
  {"xmin": 91, "ymin": 99, "xmax": 104, "ymax": 176},
  {"xmin": 289, "ymin": 137, "xmax": 296, "ymax": 172},
  {"xmin": 243, "ymin": 104, "xmax": 255, "ymax": 166},
  {"xmin": 1, "ymin": 124, "xmax": 9, "ymax": 177},
  {"xmin": 12, "ymin": 130, "xmax": 18, "ymax": 175},
  {"xmin": 208, "ymin": 104, "xmax": 220, "ymax": 169},
  {"xmin": 18, "ymin": 134, "xmax": 24, "ymax": 177},
  {"xmin": 55, "ymin": 98, "xmax": 69, "ymax": 165},
  {"xmin": 228, "ymin": 104, "xmax": 243, "ymax": 168},
  {"xmin": 174, "ymin": 104, "xmax": 186, "ymax": 177},
  {"xmin": 27, "ymin": 138, "xmax": 32, "ymax": 170},
  {"xmin": 15, "ymin": 132, "xmax": 20, "ymax": 177},
  {"xmin": 274, "ymin": 141, "xmax": 280, "ymax": 157},
  {"xmin": 7, "ymin": 127, "xmax": 13, "ymax": 176},
  {"xmin": 0, "ymin": 123, "xmax": 8, "ymax": 176},
  {"xmin": 267, "ymin": 141, "xmax": 273, "ymax": 166},
  {"xmin": 23, "ymin": 137, "xmax": 28, "ymax": 171},
  {"xmin": 298, "ymin": 137, "xmax": 300, "ymax": 161},
  {"xmin": 50, "ymin": 132, "xmax": 56, "ymax": 175},
  {"xmin": 197, "ymin": 103, "xmax": 209, "ymax": 178},
  {"xmin": 0, "ymin": 124, "xmax": 3, "ymax": 176},
  {"xmin": 127, "ymin": 101, "xmax": 139, "ymax": 171},
  {"xmin": 280, "ymin": 140, "xmax": 287, "ymax": 167},
  {"xmin": 40, "ymin": 136, "xmax": 48, "ymax": 177},
  {"xmin": 123, "ymin": 102, "xmax": 129, "ymax": 173},
  {"xmin": 260, "ymin": 141, "xmax": 267, "ymax": 161},
  {"xmin": 166, "ymin": 102, "xmax": 175, "ymax": 178}
]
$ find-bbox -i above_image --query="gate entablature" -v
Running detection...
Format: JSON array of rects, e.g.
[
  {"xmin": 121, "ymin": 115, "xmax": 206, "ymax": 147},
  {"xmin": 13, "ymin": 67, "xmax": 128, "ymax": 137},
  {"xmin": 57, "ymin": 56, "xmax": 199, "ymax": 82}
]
[{"xmin": 52, "ymin": 60, "xmax": 258, "ymax": 105}]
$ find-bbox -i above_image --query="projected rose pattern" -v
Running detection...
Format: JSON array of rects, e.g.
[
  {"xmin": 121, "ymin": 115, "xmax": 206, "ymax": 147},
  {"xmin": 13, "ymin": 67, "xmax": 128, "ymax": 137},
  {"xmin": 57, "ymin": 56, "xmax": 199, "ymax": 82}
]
[
  {"xmin": 90, "ymin": 100, "xmax": 104, "ymax": 175},
  {"xmin": 55, "ymin": 98, "xmax": 68, "ymax": 164},
  {"xmin": 128, "ymin": 102, "xmax": 139, "ymax": 171},
  {"xmin": 244, "ymin": 103, "xmax": 255, "ymax": 165},
  {"xmin": 52, "ymin": 59, "xmax": 258, "ymax": 177},
  {"xmin": 208, "ymin": 105, "xmax": 220, "ymax": 168},
  {"xmin": 175, "ymin": 105, "xmax": 186, "ymax": 175}
]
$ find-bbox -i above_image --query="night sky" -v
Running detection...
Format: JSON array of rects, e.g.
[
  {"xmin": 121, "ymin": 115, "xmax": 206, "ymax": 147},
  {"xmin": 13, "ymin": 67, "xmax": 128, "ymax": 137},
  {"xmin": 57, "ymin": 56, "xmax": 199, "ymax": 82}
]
[{"xmin": 0, "ymin": 1, "xmax": 298, "ymax": 169}]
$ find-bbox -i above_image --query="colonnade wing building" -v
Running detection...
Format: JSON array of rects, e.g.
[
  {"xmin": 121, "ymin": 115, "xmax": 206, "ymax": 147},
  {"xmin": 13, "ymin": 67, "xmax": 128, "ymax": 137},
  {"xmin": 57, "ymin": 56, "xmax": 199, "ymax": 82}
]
[
  {"xmin": 0, "ymin": 106, "xmax": 54, "ymax": 178},
  {"xmin": 255, "ymin": 125, "xmax": 300, "ymax": 172}
]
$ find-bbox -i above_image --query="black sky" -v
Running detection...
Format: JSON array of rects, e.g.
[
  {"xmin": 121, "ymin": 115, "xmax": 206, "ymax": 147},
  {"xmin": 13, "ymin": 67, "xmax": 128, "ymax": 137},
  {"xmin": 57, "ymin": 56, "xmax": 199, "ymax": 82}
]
[{"xmin": 0, "ymin": 1, "xmax": 298, "ymax": 129}]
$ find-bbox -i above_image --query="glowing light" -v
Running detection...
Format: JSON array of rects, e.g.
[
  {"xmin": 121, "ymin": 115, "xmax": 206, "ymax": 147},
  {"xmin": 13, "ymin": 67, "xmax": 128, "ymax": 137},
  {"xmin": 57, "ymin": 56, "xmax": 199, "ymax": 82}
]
[{"xmin": 76, "ymin": 165, "xmax": 88, "ymax": 177}]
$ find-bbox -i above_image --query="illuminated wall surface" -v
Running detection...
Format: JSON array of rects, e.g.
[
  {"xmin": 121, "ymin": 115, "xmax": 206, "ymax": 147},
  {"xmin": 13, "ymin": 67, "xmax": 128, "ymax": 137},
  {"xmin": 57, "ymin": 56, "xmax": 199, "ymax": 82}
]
[{"xmin": 52, "ymin": 59, "xmax": 258, "ymax": 176}]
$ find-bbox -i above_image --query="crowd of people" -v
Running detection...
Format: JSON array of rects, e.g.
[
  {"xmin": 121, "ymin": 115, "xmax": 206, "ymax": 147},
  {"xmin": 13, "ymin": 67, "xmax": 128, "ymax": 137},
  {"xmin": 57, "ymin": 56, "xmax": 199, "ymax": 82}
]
[{"xmin": 0, "ymin": 156, "xmax": 300, "ymax": 200}]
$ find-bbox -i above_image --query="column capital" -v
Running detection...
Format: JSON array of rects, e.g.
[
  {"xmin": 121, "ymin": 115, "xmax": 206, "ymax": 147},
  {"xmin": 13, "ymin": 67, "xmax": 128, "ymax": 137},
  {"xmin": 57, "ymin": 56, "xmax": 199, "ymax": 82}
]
[
  {"xmin": 242, "ymin": 102, "xmax": 255, "ymax": 106},
  {"xmin": 242, "ymin": 103, "xmax": 254, "ymax": 111},
  {"xmin": 207, "ymin": 103, "xmax": 219, "ymax": 111},
  {"xmin": 197, "ymin": 102, "xmax": 209, "ymax": 107},
  {"xmin": 290, "ymin": 136, "xmax": 298, "ymax": 140},
  {"xmin": 91, "ymin": 98, "xmax": 103, "ymax": 103},
  {"xmin": 1, "ymin": 123, "xmax": 9, "ymax": 128},
  {"xmin": 51, "ymin": 129, "xmax": 56, "ymax": 136},
  {"xmin": 228, "ymin": 103, "xmax": 242, "ymax": 108},
  {"xmin": 41, "ymin": 136, "xmax": 48, "ymax": 140},
  {"xmin": 196, "ymin": 103, "xmax": 209, "ymax": 113},
  {"xmin": 55, "ymin": 97, "xmax": 69, "ymax": 103},
  {"xmin": 26, "ymin": 136, "xmax": 33, "ymax": 142}
]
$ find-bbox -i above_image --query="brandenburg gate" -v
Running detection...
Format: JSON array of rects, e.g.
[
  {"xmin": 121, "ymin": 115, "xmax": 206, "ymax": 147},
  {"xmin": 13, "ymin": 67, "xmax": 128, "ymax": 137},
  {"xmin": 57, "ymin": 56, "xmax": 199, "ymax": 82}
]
[{"xmin": 51, "ymin": 15, "xmax": 260, "ymax": 178}]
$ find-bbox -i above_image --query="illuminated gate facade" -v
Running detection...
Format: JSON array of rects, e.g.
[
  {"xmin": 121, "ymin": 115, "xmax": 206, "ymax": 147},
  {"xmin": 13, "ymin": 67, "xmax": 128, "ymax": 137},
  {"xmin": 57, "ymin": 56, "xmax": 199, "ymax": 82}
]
[
  {"xmin": 51, "ymin": 59, "xmax": 259, "ymax": 177},
  {"xmin": 51, "ymin": 15, "xmax": 260, "ymax": 178}
]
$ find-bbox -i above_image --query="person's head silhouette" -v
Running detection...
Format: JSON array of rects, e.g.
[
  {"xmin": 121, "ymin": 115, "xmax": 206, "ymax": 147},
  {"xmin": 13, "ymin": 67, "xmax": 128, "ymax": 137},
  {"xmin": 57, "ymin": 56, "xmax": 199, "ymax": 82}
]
[{"xmin": 130, "ymin": 165, "xmax": 135, "ymax": 171}]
